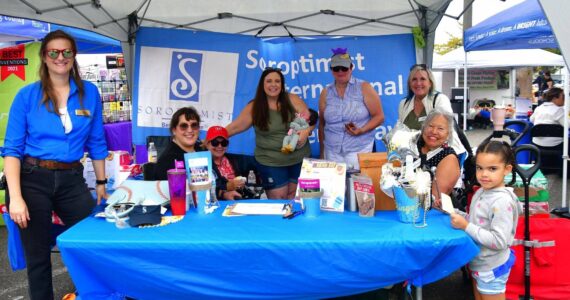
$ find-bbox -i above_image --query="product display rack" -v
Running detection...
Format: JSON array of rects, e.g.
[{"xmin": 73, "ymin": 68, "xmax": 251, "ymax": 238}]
[{"xmin": 80, "ymin": 65, "xmax": 132, "ymax": 124}]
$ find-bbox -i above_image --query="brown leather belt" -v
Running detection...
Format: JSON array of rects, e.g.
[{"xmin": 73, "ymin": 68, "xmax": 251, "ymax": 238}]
[{"xmin": 24, "ymin": 156, "xmax": 82, "ymax": 170}]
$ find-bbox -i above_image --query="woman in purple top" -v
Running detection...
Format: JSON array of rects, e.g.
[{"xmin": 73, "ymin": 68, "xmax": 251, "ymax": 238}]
[{"xmin": 318, "ymin": 48, "xmax": 384, "ymax": 170}]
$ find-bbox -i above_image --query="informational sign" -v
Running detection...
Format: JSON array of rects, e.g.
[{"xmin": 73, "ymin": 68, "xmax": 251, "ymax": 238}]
[
  {"xmin": 133, "ymin": 27, "xmax": 417, "ymax": 156},
  {"xmin": 459, "ymin": 69, "xmax": 509, "ymax": 89}
]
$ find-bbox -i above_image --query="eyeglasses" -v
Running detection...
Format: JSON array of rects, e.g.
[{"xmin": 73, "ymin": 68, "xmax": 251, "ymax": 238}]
[
  {"xmin": 178, "ymin": 122, "xmax": 200, "ymax": 131},
  {"xmin": 410, "ymin": 64, "xmax": 428, "ymax": 71},
  {"xmin": 265, "ymin": 67, "xmax": 282, "ymax": 72},
  {"xmin": 211, "ymin": 138, "xmax": 229, "ymax": 147},
  {"xmin": 331, "ymin": 66, "xmax": 349, "ymax": 73},
  {"xmin": 45, "ymin": 49, "xmax": 75, "ymax": 59}
]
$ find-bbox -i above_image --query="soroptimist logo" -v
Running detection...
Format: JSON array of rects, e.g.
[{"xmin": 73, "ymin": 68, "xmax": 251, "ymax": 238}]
[{"xmin": 169, "ymin": 51, "xmax": 203, "ymax": 102}]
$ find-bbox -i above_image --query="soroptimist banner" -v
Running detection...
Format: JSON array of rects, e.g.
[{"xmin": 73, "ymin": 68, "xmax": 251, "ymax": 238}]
[
  {"xmin": 133, "ymin": 27, "xmax": 416, "ymax": 155},
  {"xmin": 0, "ymin": 42, "xmax": 41, "ymax": 223}
]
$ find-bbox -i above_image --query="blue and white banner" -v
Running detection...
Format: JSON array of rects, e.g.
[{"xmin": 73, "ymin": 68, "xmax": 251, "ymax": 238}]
[{"xmin": 134, "ymin": 27, "xmax": 416, "ymax": 156}]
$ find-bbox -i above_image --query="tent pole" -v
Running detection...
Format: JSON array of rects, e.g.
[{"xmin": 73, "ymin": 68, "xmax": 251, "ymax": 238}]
[
  {"xmin": 510, "ymin": 68, "xmax": 516, "ymax": 104},
  {"xmin": 563, "ymin": 66, "xmax": 569, "ymax": 208},
  {"xmin": 463, "ymin": 52, "xmax": 468, "ymax": 131},
  {"xmin": 455, "ymin": 67, "xmax": 459, "ymax": 87}
]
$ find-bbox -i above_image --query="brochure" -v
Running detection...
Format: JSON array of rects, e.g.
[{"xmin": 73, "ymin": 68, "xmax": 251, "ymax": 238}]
[{"xmin": 298, "ymin": 158, "xmax": 346, "ymax": 212}]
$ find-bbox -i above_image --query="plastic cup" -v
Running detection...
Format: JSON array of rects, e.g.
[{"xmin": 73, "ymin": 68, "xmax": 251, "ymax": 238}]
[
  {"xmin": 167, "ymin": 169, "xmax": 187, "ymax": 216},
  {"xmin": 491, "ymin": 107, "xmax": 506, "ymax": 131},
  {"xmin": 303, "ymin": 197, "xmax": 321, "ymax": 218}
]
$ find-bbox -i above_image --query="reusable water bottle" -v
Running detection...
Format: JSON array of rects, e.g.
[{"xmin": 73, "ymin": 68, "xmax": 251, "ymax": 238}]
[{"xmin": 147, "ymin": 142, "xmax": 157, "ymax": 163}]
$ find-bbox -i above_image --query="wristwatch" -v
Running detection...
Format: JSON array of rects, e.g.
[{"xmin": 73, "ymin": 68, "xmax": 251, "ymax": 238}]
[{"xmin": 95, "ymin": 179, "xmax": 108, "ymax": 185}]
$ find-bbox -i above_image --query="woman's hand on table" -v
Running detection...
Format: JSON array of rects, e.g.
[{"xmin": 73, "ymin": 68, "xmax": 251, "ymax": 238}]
[{"xmin": 96, "ymin": 184, "xmax": 109, "ymax": 205}]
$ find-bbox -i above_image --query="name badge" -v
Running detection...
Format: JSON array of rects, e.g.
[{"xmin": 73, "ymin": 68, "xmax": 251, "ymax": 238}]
[
  {"xmin": 418, "ymin": 116, "xmax": 427, "ymax": 122},
  {"xmin": 75, "ymin": 109, "xmax": 91, "ymax": 117}
]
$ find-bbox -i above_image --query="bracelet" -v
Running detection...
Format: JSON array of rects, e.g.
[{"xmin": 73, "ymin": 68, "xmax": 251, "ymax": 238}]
[{"xmin": 95, "ymin": 179, "xmax": 108, "ymax": 185}]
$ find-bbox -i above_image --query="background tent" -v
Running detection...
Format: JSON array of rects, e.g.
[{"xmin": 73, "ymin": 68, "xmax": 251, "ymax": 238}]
[
  {"xmin": 464, "ymin": 0, "xmax": 557, "ymax": 51},
  {"xmin": 463, "ymin": 0, "xmax": 568, "ymax": 209},
  {"xmin": 433, "ymin": 47, "xmax": 565, "ymax": 69},
  {"xmin": 0, "ymin": 15, "xmax": 121, "ymax": 54}
]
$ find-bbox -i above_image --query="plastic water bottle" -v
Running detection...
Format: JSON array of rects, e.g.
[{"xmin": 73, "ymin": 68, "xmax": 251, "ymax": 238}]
[
  {"xmin": 147, "ymin": 142, "xmax": 157, "ymax": 163},
  {"xmin": 210, "ymin": 172, "xmax": 218, "ymax": 203},
  {"xmin": 247, "ymin": 170, "xmax": 257, "ymax": 186}
]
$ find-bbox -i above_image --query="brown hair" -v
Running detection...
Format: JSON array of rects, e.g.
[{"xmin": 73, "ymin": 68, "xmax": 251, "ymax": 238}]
[
  {"xmin": 476, "ymin": 140, "xmax": 516, "ymax": 186},
  {"xmin": 169, "ymin": 106, "xmax": 201, "ymax": 135},
  {"xmin": 544, "ymin": 87, "xmax": 563, "ymax": 102},
  {"xmin": 251, "ymin": 68, "xmax": 295, "ymax": 131},
  {"xmin": 39, "ymin": 30, "xmax": 84, "ymax": 114}
]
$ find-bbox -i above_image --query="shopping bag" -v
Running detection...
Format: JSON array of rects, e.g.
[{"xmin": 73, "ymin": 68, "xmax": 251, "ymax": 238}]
[{"xmin": 2, "ymin": 212, "xmax": 26, "ymax": 271}]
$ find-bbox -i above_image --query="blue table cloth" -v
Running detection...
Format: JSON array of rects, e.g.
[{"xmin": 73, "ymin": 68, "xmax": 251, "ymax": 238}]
[{"xmin": 57, "ymin": 204, "xmax": 479, "ymax": 300}]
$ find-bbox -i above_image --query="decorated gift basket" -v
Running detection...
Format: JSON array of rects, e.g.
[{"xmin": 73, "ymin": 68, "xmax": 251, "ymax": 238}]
[{"xmin": 380, "ymin": 122, "xmax": 433, "ymax": 227}]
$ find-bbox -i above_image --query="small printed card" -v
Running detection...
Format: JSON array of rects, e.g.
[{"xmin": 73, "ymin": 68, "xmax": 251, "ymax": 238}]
[{"xmin": 183, "ymin": 151, "xmax": 212, "ymax": 185}]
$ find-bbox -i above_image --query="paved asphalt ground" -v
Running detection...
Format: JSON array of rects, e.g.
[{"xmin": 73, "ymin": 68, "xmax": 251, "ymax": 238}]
[{"xmin": 1, "ymin": 127, "xmax": 567, "ymax": 300}]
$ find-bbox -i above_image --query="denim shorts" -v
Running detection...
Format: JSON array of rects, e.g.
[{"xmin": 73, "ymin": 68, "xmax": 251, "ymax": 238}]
[
  {"xmin": 472, "ymin": 270, "xmax": 511, "ymax": 295},
  {"xmin": 256, "ymin": 161, "xmax": 302, "ymax": 190}
]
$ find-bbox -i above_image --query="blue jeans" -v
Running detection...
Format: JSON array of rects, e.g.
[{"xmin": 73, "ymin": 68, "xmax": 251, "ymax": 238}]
[{"xmin": 6, "ymin": 163, "xmax": 95, "ymax": 300}]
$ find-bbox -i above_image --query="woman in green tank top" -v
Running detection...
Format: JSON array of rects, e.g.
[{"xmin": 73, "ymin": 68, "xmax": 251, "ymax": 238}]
[{"xmin": 226, "ymin": 68, "xmax": 314, "ymax": 199}]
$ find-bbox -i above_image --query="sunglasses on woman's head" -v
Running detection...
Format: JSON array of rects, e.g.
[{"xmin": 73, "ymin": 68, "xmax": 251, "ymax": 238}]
[
  {"xmin": 265, "ymin": 67, "xmax": 282, "ymax": 72},
  {"xmin": 410, "ymin": 64, "xmax": 428, "ymax": 71},
  {"xmin": 45, "ymin": 49, "xmax": 75, "ymax": 59},
  {"xmin": 331, "ymin": 66, "xmax": 349, "ymax": 72},
  {"xmin": 178, "ymin": 122, "xmax": 200, "ymax": 131},
  {"xmin": 211, "ymin": 138, "xmax": 229, "ymax": 147}
]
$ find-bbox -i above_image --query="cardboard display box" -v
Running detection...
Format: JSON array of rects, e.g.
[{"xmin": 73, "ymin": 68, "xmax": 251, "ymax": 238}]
[{"xmin": 358, "ymin": 152, "xmax": 396, "ymax": 211}]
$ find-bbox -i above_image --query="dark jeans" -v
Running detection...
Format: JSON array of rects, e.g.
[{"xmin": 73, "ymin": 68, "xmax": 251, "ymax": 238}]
[{"xmin": 6, "ymin": 163, "xmax": 95, "ymax": 300}]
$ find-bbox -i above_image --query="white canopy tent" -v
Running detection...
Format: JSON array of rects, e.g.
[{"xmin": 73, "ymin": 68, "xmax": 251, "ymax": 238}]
[
  {"xmin": 0, "ymin": 0, "xmax": 455, "ymax": 84},
  {"xmin": 433, "ymin": 47, "xmax": 565, "ymax": 69},
  {"xmin": 433, "ymin": 47, "xmax": 565, "ymax": 109}
]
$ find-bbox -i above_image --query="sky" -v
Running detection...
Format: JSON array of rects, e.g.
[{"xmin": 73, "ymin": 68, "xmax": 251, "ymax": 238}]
[{"xmin": 435, "ymin": 0, "xmax": 525, "ymax": 44}]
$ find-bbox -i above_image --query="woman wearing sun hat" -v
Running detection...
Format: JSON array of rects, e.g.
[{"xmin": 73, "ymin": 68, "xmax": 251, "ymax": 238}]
[{"xmin": 318, "ymin": 48, "xmax": 385, "ymax": 170}]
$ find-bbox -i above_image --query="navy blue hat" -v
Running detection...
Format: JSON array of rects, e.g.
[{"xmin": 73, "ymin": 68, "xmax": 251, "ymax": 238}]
[{"xmin": 129, "ymin": 205, "xmax": 162, "ymax": 227}]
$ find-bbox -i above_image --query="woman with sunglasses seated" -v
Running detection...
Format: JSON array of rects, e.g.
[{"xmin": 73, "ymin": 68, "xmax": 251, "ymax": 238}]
[
  {"xmin": 398, "ymin": 64, "xmax": 465, "ymax": 155},
  {"xmin": 205, "ymin": 126, "xmax": 249, "ymax": 200},
  {"xmin": 226, "ymin": 68, "xmax": 313, "ymax": 200},
  {"xmin": 152, "ymin": 106, "xmax": 203, "ymax": 180},
  {"xmin": 318, "ymin": 48, "xmax": 384, "ymax": 170}
]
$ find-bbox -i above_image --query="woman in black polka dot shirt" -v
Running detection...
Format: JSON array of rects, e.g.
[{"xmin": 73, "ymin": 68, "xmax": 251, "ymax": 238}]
[{"xmin": 416, "ymin": 109, "xmax": 461, "ymax": 204}]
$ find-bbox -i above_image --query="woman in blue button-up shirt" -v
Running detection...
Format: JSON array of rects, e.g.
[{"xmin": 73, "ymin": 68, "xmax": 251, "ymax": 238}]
[
  {"xmin": 2, "ymin": 30, "xmax": 108, "ymax": 300},
  {"xmin": 318, "ymin": 48, "xmax": 384, "ymax": 170}
]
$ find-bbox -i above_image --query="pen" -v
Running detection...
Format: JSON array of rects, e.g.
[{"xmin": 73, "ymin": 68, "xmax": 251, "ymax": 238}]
[{"xmin": 286, "ymin": 210, "xmax": 304, "ymax": 219}]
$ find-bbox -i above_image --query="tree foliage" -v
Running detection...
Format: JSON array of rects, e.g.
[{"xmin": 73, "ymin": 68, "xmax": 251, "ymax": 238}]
[{"xmin": 435, "ymin": 34, "xmax": 463, "ymax": 55}]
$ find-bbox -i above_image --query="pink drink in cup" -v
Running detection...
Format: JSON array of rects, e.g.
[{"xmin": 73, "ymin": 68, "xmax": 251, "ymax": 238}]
[{"xmin": 167, "ymin": 169, "xmax": 187, "ymax": 216}]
